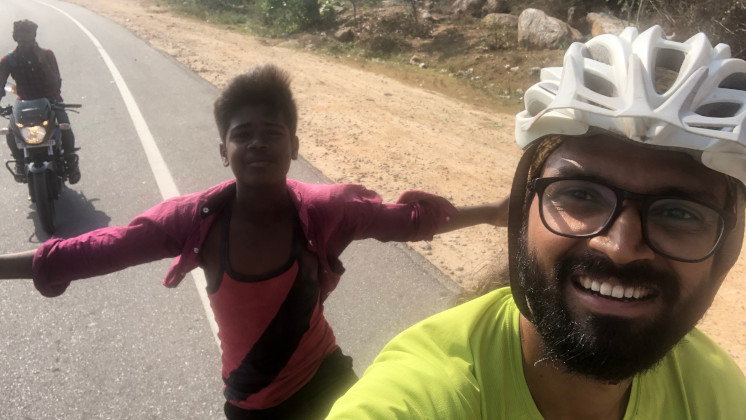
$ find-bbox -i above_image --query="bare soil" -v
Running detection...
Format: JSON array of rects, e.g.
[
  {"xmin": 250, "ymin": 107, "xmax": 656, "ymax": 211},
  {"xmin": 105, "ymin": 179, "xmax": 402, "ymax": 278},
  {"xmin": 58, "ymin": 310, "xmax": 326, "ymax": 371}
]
[{"xmin": 62, "ymin": 0, "xmax": 745, "ymax": 372}]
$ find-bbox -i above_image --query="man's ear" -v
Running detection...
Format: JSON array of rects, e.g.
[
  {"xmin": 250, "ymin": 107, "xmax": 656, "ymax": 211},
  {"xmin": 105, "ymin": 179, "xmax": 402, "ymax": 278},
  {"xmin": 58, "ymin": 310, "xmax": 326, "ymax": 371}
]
[
  {"xmin": 291, "ymin": 135, "xmax": 299, "ymax": 160},
  {"xmin": 219, "ymin": 142, "xmax": 229, "ymax": 167}
]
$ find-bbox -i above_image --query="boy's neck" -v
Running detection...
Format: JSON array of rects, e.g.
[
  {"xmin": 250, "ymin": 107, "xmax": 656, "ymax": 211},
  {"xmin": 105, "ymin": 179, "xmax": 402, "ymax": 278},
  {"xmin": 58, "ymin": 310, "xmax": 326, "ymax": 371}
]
[{"xmin": 234, "ymin": 180, "xmax": 293, "ymax": 219}]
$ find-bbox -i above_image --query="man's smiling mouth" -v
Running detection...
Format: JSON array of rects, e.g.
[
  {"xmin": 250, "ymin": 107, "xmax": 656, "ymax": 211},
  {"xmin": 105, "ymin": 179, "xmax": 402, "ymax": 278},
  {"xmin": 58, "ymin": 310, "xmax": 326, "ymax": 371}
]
[{"xmin": 576, "ymin": 276, "xmax": 655, "ymax": 302}]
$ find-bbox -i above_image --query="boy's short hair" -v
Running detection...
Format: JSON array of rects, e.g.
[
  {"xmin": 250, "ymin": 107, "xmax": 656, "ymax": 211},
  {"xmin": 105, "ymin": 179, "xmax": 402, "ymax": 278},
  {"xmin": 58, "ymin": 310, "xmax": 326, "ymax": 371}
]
[{"xmin": 214, "ymin": 64, "xmax": 298, "ymax": 141}]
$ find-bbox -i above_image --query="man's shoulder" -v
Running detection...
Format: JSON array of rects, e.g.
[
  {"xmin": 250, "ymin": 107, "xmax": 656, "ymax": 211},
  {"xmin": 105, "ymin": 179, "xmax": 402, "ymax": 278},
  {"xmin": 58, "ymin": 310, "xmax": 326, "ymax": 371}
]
[
  {"xmin": 38, "ymin": 47, "xmax": 55, "ymax": 56},
  {"xmin": 0, "ymin": 52, "xmax": 15, "ymax": 67},
  {"xmin": 42, "ymin": 48, "xmax": 57, "ymax": 61},
  {"xmin": 395, "ymin": 287, "xmax": 517, "ymax": 349},
  {"xmin": 671, "ymin": 328, "xmax": 744, "ymax": 378},
  {"xmin": 338, "ymin": 287, "xmax": 522, "ymax": 420},
  {"xmin": 635, "ymin": 328, "xmax": 746, "ymax": 416},
  {"xmin": 675, "ymin": 329, "xmax": 745, "ymax": 384}
]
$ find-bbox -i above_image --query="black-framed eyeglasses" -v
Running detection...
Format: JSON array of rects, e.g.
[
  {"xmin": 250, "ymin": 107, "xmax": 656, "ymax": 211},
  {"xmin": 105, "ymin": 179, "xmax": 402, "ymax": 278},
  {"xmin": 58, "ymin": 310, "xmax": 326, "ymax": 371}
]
[{"xmin": 529, "ymin": 177, "xmax": 737, "ymax": 263}]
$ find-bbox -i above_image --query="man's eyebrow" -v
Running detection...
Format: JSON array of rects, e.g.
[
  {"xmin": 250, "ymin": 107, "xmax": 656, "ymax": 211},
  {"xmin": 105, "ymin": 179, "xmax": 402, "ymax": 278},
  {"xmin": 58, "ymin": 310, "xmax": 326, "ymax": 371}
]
[
  {"xmin": 651, "ymin": 186, "xmax": 722, "ymax": 203},
  {"xmin": 547, "ymin": 165, "xmax": 585, "ymax": 178}
]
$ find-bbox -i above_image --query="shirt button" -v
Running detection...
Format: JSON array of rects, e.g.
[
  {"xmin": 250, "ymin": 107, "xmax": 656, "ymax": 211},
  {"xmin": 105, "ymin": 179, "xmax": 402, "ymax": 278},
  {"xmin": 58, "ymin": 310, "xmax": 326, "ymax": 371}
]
[
  {"xmin": 445, "ymin": 216, "xmax": 451, "ymax": 221},
  {"xmin": 308, "ymin": 240, "xmax": 314, "ymax": 247},
  {"xmin": 193, "ymin": 248, "xmax": 199, "ymax": 254},
  {"xmin": 202, "ymin": 207, "xmax": 209, "ymax": 214}
]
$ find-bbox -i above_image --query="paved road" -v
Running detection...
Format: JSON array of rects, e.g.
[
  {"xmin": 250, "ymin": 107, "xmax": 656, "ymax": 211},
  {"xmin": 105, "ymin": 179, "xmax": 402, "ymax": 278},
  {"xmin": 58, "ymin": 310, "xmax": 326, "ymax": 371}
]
[{"xmin": 0, "ymin": 0, "xmax": 458, "ymax": 418}]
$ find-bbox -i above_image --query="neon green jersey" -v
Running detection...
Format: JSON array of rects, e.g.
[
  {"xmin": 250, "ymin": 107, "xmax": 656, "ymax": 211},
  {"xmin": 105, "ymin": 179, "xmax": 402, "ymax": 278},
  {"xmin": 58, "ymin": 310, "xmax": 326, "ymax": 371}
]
[{"xmin": 328, "ymin": 287, "xmax": 746, "ymax": 419}]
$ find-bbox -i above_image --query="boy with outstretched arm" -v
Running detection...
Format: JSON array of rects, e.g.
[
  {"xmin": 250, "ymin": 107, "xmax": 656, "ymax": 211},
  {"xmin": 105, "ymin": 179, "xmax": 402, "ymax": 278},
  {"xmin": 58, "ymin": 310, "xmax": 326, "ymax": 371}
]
[{"xmin": 0, "ymin": 64, "xmax": 507, "ymax": 419}]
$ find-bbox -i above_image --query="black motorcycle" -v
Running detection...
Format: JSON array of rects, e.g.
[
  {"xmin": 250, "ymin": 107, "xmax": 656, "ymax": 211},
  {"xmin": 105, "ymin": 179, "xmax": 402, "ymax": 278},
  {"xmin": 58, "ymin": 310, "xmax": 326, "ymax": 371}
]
[{"xmin": 1, "ymin": 96, "xmax": 81, "ymax": 234}]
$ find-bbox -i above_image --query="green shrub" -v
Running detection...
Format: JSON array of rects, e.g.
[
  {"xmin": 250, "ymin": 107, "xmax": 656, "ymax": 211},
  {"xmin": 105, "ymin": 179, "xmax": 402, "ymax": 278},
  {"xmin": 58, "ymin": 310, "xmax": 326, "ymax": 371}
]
[
  {"xmin": 481, "ymin": 24, "xmax": 518, "ymax": 51},
  {"xmin": 260, "ymin": 0, "xmax": 337, "ymax": 34}
]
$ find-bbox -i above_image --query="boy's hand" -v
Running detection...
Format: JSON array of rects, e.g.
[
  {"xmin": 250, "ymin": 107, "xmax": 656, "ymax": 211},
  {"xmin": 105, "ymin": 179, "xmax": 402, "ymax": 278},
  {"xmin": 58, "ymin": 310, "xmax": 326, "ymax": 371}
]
[{"xmin": 485, "ymin": 196, "xmax": 509, "ymax": 228}]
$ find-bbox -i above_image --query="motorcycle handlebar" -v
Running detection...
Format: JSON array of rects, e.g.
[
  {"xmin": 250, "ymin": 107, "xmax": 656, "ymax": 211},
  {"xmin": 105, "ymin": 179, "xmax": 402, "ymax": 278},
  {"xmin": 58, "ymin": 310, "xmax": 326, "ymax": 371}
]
[
  {"xmin": 52, "ymin": 103, "xmax": 82, "ymax": 109},
  {"xmin": 0, "ymin": 101, "xmax": 81, "ymax": 117}
]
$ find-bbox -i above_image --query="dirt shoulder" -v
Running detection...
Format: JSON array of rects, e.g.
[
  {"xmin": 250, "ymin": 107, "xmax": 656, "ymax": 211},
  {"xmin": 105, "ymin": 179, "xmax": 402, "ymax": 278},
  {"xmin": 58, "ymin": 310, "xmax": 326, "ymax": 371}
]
[{"xmin": 62, "ymin": 0, "xmax": 745, "ymax": 372}]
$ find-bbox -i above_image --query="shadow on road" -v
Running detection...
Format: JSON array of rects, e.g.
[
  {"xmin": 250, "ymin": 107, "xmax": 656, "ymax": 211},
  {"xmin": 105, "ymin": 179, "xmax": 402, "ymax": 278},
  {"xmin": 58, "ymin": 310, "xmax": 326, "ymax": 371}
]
[{"xmin": 27, "ymin": 185, "xmax": 111, "ymax": 242}]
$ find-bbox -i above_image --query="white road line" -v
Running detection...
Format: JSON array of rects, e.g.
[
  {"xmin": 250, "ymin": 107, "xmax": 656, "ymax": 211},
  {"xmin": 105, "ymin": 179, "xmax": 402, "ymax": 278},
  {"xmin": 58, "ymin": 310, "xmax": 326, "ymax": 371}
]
[{"xmin": 34, "ymin": 0, "xmax": 221, "ymax": 350}]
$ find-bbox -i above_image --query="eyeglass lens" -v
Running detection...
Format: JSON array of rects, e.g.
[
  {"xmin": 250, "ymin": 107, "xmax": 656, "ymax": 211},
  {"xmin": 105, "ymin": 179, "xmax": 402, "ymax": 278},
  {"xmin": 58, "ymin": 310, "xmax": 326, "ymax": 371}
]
[{"xmin": 539, "ymin": 179, "xmax": 725, "ymax": 261}]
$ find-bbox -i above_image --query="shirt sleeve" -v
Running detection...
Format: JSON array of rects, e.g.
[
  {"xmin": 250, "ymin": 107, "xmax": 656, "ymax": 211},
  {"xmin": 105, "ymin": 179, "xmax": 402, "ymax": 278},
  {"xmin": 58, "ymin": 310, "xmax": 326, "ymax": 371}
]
[
  {"xmin": 31, "ymin": 200, "xmax": 189, "ymax": 297},
  {"xmin": 326, "ymin": 322, "xmax": 481, "ymax": 420},
  {"xmin": 340, "ymin": 186, "xmax": 459, "ymax": 243},
  {"xmin": 43, "ymin": 49, "xmax": 62, "ymax": 99},
  {"xmin": 0, "ymin": 55, "xmax": 10, "ymax": 100}
]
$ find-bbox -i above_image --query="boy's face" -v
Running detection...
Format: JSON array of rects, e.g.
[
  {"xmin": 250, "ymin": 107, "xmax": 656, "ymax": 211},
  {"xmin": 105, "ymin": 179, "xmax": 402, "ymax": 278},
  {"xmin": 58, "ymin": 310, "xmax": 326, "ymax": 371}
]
[
  {"xmin": 220, "ymin": 105, "xmax": 298, "ymax": 187},
  {"xmin": 518, "ymin": 136, "xmax": 735, "ymax": 381},
  {"xmin": 14, "ymin": 30, "xmax": 35, "ymax": 52}
]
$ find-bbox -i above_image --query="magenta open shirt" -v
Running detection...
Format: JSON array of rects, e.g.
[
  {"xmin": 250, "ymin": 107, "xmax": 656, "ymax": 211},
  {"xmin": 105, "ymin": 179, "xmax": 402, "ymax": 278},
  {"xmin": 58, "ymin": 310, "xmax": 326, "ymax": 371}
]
[{"xmin": 32, "ymin": 178, "xmax": 458, "ymax": 300}]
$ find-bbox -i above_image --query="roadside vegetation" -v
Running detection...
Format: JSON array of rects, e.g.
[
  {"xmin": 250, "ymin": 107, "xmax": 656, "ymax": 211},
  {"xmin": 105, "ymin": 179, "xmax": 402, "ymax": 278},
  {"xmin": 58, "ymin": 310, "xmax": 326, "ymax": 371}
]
[{"xmin": 150, "ymin": 0, "xmax": 746, "ymax": 114}]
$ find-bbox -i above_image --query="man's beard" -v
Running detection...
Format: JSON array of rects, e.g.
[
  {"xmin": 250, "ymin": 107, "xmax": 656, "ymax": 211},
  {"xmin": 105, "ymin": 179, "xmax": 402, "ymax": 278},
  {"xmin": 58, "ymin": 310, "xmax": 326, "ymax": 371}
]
[{"xmin": 517, "ymin": 235, "xmax": 711, "ymax": 382}]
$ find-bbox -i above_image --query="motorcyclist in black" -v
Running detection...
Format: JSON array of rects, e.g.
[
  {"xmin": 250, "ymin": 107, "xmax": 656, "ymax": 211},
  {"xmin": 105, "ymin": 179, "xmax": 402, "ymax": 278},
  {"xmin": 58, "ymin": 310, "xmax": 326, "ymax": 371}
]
[{"xmin": 0, "ymin": 19, "xmax": 80, "ymax": 184}]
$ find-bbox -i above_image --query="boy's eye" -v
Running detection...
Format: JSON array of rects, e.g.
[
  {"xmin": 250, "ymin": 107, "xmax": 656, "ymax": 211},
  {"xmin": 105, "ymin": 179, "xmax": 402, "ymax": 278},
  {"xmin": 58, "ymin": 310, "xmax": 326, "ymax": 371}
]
[
  {"xmin": 266, "ymin": 126, "xmax": 287, "ymax": 137},
  {"xmin": 230, "ymin": 130, "xmax": 252, "ymax": 141}
]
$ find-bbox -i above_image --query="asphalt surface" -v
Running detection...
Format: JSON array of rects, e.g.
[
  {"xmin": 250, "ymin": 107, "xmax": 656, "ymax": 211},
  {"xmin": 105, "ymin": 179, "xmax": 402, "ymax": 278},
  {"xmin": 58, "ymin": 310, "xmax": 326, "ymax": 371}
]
[{"xmin": 0, "ymin": 0, "xmax": 459, "ymax": 418}]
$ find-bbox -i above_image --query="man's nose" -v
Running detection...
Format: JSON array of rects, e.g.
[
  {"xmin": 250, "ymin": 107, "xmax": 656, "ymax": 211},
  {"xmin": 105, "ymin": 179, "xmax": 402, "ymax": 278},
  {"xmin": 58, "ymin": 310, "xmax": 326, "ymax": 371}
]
[{"xmin": 587, "ymin": 201, "xmax": 656, "ymax": 264}]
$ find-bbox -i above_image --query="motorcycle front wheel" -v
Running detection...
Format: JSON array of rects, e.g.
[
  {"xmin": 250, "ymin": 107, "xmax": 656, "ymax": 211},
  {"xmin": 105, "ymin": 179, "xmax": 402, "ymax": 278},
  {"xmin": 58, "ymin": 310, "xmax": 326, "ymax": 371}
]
[{"xmin": 30, "ymin": 171, "xmax": 55, "ymax": 234}]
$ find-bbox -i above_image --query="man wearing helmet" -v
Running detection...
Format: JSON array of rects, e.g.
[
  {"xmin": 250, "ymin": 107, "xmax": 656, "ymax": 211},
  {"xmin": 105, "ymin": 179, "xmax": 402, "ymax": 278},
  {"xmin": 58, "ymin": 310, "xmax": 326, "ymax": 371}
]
[
  {"xmin": 327, "ymin": 26, "xmax": 746, "ymax": 419},
  {"xmin": 0, "ymin": 19, "xmax": 81, "ymax": 184}
]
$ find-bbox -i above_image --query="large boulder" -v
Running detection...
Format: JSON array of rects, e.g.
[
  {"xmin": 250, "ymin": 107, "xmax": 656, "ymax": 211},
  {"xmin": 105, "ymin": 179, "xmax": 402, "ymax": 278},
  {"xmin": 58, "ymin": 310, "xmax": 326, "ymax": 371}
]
[
  {"xmin": 586, "ymin": 12, "xmax": 628, "ymax": 37},
  {"xmin": 452, "ymin": 0, "xmax": 486, "ymax": 17},
  {"xmin": 482, "ymin": 13, "xmax": 518, "ymax": 28},
  {"xmin": 518, "ymin": 8, "xmax": 581, "ymax": 49}
]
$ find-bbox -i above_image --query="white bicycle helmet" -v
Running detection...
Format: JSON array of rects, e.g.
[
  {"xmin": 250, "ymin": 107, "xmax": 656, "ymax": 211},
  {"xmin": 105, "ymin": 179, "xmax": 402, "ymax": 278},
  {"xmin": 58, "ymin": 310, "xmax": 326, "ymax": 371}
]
[{"xmin": 516, "ymin": 25, "xmax": 746, "ymax": 185}]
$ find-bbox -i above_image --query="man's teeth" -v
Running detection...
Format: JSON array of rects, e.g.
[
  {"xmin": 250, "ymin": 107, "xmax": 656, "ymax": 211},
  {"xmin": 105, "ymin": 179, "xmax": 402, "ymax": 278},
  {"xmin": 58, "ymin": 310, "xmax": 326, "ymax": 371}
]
[{"xmin": 581, "ymin": 278, "xmax": 649, "ymax": 299}]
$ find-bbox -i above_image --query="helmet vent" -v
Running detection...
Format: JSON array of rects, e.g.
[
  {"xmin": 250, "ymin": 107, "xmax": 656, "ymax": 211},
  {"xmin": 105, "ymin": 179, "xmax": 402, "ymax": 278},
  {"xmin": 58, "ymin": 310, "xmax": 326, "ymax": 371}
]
[
  {"xmin": 719, "ymin": 72, "xmax": 746, "ymax": 91},
  {"xmin": 527, "ymin": 100, "xmax": 547, "ymax": 117},
  {"xmin": 695, "ymin": 102, "xmax": 742, "ymax": 118},
  {"xmin": 584, "ymin": 72, "xmax": 617, "ymax": 97},
  {"xmin": 588, "ymin": 44, "xmax": 612, "ymax": 65},
  {"xmin": 654, "ymin": 49, "xmax": 684, "ymax": 94}
]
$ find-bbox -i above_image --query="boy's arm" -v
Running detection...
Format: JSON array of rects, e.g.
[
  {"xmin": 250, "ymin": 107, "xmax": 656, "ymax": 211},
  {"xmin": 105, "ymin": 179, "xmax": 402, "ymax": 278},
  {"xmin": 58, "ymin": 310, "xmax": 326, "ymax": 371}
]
[
  {"xmin": 0, "ymin": 55, "xmax": 10, "ymax": 101},
  {"xmin": 341, "ymin": 186, "xmax": 510, "ymax": 243},
  {"xmin": 45, "ymin": 50, "xmax": 62, "ymax": 95},
  {"xmin": 0, "ymin": 249, "xmax": 35, "ymax": 279},
  {"xmin": 438, "ymin": 195, "xmax": 509, "ymax": 235}
]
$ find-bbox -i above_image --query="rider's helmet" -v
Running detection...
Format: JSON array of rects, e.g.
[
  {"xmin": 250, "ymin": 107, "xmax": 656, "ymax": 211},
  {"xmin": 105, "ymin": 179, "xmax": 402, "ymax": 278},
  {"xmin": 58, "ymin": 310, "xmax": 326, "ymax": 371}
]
[
  {"xmin": 508, "ymin": 26, "xmax": 746, "ymax": 319},
  {"xmin": 12, "ymin": 20, "xmax": 38, "ymax": 42}
]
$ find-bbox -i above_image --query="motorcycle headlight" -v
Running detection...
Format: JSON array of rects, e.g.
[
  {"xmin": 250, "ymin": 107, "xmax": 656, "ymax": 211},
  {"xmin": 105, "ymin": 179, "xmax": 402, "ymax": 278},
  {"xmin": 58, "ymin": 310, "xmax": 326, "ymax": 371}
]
[{"xmin": 20, "ymin": 126, "xmax": 46, "ymax": 145}]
